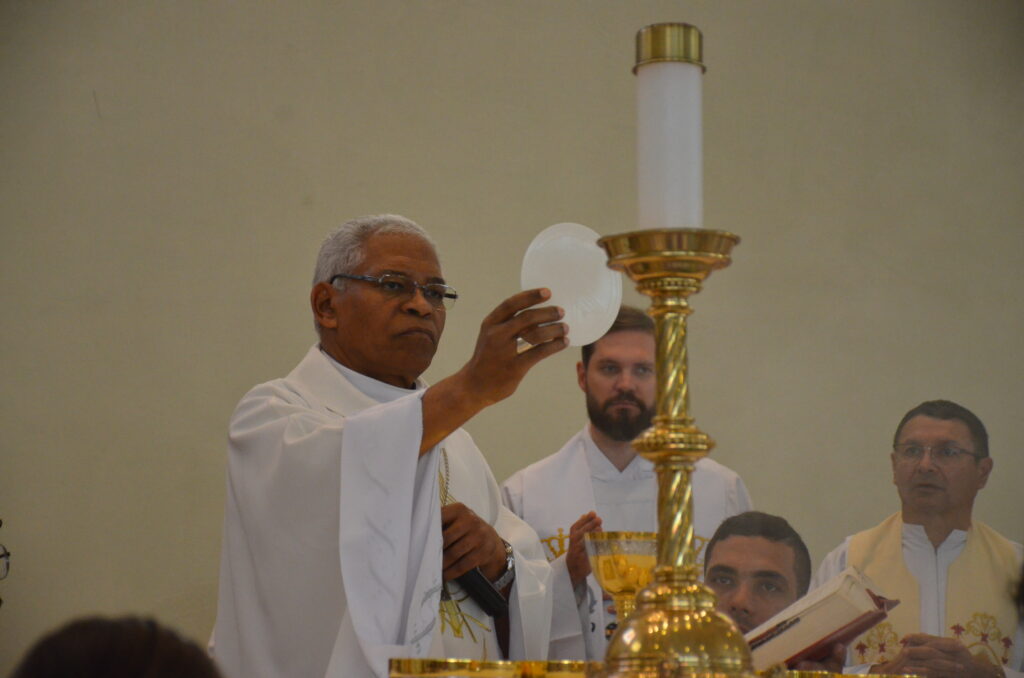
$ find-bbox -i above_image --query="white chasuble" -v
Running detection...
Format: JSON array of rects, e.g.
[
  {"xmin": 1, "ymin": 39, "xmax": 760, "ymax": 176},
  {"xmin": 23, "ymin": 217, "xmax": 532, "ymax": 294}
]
[
  {"xmin": 814, "ymin": 513, "xmax": 1023, "ymax": 676},
  {"xmin": 214, "ymin": 346, "xmax": 552, "ymax": 678},
  {"xmin": 501, "ymin": 426, "xmax": 753, "ymax": 660}
]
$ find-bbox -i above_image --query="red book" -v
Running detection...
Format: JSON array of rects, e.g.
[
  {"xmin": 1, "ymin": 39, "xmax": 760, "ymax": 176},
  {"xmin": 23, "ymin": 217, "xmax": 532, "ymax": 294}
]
[{"xmin": 744, "ymin": 567, "xmax": 898, "ymax": 671}]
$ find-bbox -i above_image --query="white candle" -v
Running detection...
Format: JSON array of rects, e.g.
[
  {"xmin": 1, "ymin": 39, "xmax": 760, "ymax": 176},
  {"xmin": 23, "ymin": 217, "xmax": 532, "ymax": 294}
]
[{"xmin": 636, "ymin": 26, "xmax": 704, "ymax": 231}]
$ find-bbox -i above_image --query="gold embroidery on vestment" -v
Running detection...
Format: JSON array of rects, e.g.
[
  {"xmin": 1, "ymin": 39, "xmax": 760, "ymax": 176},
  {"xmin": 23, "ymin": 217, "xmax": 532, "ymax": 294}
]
[
  {"xmin": 854, "ymin": 621, "xmax": 899, "ymax": 664},
  {"xmin": 952, "ymin": 612, "xmax": 1012, "ymax": 666},
  {"xmin": 437, "ymin": 448, "xmax": 491, "ymax": 651},
  {"xmin": 855, "ymin": 613, "xmax": 1014, "ymax": 667},
  {"xmin": 541, "ymin": 528, "xmax": 569, "ymax": 560}
]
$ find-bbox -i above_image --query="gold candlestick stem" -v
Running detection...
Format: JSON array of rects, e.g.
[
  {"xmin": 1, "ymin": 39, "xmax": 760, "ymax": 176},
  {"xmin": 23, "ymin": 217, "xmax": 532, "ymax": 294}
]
[
  {"xmin": 642, "ymin": 282, "xmax": 714, "ymax": 587},
  {"xmin": 597, "ymin": 228, "xmax": 755, "ymax": 678}
]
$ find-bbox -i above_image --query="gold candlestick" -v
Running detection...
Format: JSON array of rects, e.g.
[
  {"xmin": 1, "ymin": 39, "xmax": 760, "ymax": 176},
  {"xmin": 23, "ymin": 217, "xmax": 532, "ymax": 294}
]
[{"xmin": 597, "ymin": 229, "xmax": 755, "ymax": 678}]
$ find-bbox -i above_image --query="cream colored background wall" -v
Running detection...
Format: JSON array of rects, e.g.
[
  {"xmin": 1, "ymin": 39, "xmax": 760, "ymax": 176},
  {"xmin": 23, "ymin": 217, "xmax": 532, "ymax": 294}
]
[{"xmin": 2, "ymin": 0, "xmax": 1022, "ymax": 669}]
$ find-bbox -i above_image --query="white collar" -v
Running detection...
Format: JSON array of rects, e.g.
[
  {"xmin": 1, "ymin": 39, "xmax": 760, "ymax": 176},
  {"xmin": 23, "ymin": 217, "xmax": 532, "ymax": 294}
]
[
  {"xmin": 320, "ymin": 347, "xmax": 426, "ymax": 404},
  {"xmin": 901, "ymin": 521, "xmax": 968, "ymax": 551},
  {"xmin": 582, "ymin": 425, "xmax": 654, "ymax": 480}
]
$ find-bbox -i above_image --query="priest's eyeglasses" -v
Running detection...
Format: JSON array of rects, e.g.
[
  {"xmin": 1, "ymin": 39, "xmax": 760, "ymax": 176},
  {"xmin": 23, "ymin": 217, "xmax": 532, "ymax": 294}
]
[
  {"xmin": 893, "ymin": 443, "xmax": 981, "ymax": 464},
  {"xmin": 330, "ymin": 273, "xmax": 458, "ymax": 310}
]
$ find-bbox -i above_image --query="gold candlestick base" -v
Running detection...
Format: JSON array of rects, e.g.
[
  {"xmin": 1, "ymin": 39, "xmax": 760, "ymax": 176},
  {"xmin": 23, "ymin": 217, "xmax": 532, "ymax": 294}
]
[
  {"xmin": 597, "ymin": 228, "xmax": 755, "ymax": 678},
  {"xmin": 604, "ymin": 583, "xmax": 750, "ymax": 676}
]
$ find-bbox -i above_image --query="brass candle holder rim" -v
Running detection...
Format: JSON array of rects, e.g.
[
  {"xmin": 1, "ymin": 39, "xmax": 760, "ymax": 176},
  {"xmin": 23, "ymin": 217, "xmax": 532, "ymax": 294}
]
[
  {"xmin": 542, "ymin": 660, "xmax": 602, "ymax": 670},
  {"xmin": 390, "ymin": 658, "xmax": 514, "ymax": 671},
  {"xmin": 388, "ymin": 658, "xmax": 602, "ymax": 674},
  {"xmin": 597, "ymin": 226, "xmax": 741, "ymax": 245},
  {"xmin": 584, "ymin": 530, "xmax": 658, "ymax": 542},
  {"xmin": 598, "ymin": 228, "xmax": 741, "ymax": 283}
]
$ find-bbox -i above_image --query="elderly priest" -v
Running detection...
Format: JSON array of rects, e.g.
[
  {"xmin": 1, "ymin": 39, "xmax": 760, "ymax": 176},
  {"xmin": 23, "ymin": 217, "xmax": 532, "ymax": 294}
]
[
  {"xmin": 814, "ymin": 400, "xmax": 1023, "ymax": 677},
  {"xmin": 213, "ymin": 215, "xmax": 567, "ymax": 678}
]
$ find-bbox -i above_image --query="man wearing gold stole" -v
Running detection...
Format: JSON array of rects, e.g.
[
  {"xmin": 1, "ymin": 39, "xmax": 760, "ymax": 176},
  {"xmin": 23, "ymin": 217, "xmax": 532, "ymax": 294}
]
[
  {"xmin": 501, "ymin": 306, "xmax": 752, "ymax": 660},
  {"xmin": 213, "ymin": 215, "xmax": 565, "ymax": 678},
  {"xmin": 814, "ymin": 400, "xmax": 1023, "ymax": 677}
]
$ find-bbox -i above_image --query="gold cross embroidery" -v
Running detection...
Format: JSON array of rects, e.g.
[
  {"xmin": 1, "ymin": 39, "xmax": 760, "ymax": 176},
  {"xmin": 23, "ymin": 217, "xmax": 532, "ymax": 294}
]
[{"xmin": 540, "ymin": 528, "xmax": 569, "ymax": 560}]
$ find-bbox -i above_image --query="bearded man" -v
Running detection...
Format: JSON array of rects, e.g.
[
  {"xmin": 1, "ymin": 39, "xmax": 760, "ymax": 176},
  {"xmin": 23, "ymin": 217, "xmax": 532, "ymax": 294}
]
[{"xmin": 501, "ymin": 305, "xmax": 752, "ymax": 660}]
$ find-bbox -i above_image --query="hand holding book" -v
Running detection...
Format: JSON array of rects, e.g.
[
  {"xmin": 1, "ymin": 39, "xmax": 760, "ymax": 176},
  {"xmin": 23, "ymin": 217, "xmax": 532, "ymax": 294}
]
[{"xmin": 744, "ymin": 566, "xmax": 897, "ymax": 672}]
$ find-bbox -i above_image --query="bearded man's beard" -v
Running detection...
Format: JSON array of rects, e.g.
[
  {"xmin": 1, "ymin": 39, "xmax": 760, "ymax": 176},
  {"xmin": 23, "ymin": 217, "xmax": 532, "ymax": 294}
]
[{"xmin": 586, "ymin": 391, "xmax": 654, "ymax": 442}]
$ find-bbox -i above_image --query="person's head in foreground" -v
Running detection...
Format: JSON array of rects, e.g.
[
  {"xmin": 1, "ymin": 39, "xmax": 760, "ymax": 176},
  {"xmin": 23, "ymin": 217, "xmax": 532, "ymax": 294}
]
[
  {"xmin": 578, "ymin": 305, "xmax": 656, "ymax": 443},
  {"xmin": 10, "ymin": 616, "xmax": 222, "ymax": 678},
  {"xmin": 703, "ymin": 510, "xmax": 811, "ymax": 634},
  {"xmin": 310, "ymin": 214, "xmax": 452, "ymax": 388},
  {"xmin": 890, "ymin": 399, "xmax": 992, "ymax": 530}
]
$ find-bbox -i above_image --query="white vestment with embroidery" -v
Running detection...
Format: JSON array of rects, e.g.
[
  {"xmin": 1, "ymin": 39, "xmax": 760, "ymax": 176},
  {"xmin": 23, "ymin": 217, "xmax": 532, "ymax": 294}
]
[{"xmin": 214, "ymin": 346, "xmax": 552, "ymax": 678}]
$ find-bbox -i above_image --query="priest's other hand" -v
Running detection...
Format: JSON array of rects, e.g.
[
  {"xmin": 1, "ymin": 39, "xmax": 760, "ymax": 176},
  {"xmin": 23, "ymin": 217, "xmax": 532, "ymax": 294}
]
[
  {"xmin": 441, "ymin": 502, "xmax": 508, "ymax": 582},
  {"xmin": 793, "ymin": 642, "xmax": 845, "ymax": 672},
  {"xmin": 871, "ymin": 634, "xmax": 1003, "ymax": 678},
  {"xmin": 567, "ymin": 511, "xmax": 602, "ymax": 588}
]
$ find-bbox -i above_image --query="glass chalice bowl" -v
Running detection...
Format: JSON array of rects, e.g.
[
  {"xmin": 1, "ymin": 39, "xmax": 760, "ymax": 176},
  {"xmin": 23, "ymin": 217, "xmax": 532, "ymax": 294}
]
[{"xmin": 583, "ymin": 530, "xmax": 658, "ymax": 621}]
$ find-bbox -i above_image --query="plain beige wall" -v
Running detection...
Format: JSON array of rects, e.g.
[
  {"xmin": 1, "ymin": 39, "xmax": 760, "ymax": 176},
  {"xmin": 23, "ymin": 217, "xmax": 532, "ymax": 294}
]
[{"xmin": 2, "ymin": 0, "xmax": 1022, "ymax": 669}]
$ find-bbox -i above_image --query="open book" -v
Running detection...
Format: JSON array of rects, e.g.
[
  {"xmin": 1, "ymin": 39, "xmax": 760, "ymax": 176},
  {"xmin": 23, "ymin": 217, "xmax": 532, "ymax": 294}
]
[{"xmin": 744, "ymin": 566, "xmax": 898, "ymax": 671}]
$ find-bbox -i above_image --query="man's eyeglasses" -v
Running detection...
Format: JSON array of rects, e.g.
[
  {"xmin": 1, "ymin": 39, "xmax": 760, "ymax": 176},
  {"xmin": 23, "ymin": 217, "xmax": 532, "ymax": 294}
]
[
  {"xmin": 893, "ymin": 443, "xmax": 982, "ymax": 465},
  {"xmin": 330, "ymin": 273, "xmax": 458, "ymax": 310}
]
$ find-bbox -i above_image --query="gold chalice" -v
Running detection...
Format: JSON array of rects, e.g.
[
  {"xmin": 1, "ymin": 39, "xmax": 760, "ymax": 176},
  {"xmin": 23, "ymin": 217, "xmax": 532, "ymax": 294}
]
[{"xmin": 584, "ymin": 531, "xmax": 658, "ymax": 621}]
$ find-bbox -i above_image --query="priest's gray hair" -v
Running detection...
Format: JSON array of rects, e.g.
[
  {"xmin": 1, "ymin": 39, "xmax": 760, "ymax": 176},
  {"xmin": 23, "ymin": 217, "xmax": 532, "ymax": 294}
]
[
  {"xmin": 313, "ymin": 214, "xmax": 438, "ymax": 286},
  {"xmin": 312, "ymin": 214, "xmax": 438, "ymax": 330}
]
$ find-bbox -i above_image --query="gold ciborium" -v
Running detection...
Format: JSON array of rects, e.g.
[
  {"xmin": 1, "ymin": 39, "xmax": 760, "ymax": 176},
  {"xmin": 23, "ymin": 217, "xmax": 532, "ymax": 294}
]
[
  {"xmin": 584, "ymin": 531, "xmax": 658, "ymax": 622},
  {"xmin": 597, "ymin": 229, "xmax": 755, "ymax": 678}
]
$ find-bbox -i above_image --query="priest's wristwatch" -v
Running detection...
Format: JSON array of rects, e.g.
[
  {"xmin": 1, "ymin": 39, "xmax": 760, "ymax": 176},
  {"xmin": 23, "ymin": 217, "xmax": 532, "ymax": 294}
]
[{"xmin": 491, "ymin": 540, "xmax": 515, "ymax": 590}]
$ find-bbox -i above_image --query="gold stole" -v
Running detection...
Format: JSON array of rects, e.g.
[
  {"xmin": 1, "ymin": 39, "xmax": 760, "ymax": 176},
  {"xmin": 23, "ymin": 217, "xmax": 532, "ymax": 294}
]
[
  {"xmin": 437, "ymin": 449, "xmax": 492, "ymax": 656},
  {"xmin": 847, "ymin": 512, "xmax": 1020, "ymax": 668}
]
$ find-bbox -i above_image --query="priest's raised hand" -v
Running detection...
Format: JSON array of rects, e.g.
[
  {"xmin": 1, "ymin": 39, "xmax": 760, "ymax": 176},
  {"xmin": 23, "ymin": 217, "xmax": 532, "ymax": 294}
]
[{"xmin": 420, "ymin": 287, "xmax": 568, "ymax": 453}]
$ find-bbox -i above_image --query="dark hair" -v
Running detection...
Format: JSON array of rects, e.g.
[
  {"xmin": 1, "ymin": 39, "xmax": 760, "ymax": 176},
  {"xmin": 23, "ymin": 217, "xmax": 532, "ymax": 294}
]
[
  {"xmin": 580, "ymin": 305, "xmax": 654, "ymax": 367},
  {"xmin": 893, "ymin": 400, "xmax": 989, "ymax": 458},
  {"xmin": 704, "ymin": 511, "xmax": 812, "ymax": 596},
  {"xmin": 10, "ymin": 616, "xmax": 222, "ymax": 678}
]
